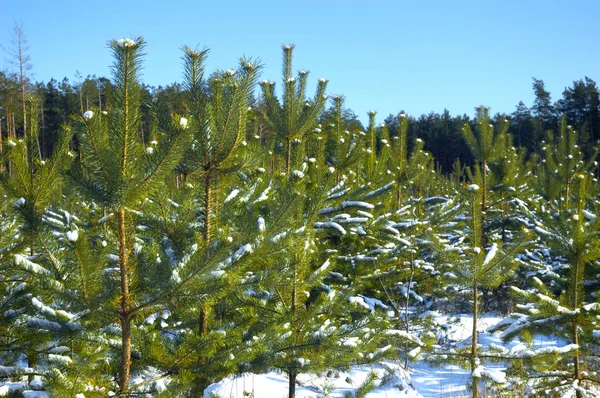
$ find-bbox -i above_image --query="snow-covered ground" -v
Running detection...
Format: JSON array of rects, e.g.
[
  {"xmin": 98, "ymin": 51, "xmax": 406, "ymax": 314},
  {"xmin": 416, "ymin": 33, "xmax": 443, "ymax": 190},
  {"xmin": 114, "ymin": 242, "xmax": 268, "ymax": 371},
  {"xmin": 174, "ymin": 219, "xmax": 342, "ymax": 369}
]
[
  {"xmin": 0, "ymin": 382, "xmax": 49, "ymax": 397},
  {"xmin": 0, "ymin": 314, "xmax": 576, "ymax": 397},
  {"xmin": 205, "ymin": 364, "xmax": 418, "ymax": 398},
  {"xmin": 204, "ymin": 313, "xmax": 571, "ymax": 398}
]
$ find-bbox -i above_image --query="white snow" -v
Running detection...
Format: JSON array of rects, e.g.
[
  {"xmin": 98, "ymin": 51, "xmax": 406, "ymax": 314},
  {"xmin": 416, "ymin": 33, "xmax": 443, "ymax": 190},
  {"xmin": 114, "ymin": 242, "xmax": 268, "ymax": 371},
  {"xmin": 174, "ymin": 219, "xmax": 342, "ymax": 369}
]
[
  {"xmin": 3, "ymin": 312, "xmax": 591, "ymax": 398},
  {"xmin": 83, "ymin": 110, "xmax": 94, "ymax": 120},
  {"xmin": 15, "ymin": 254, "xmax": 51, "ymax": 275},
  {"xmin": 348, "ymin": 295, "xmax": 388, "ymax": 312},
  {"xmin": 66, "ymin": 230, "xmax": 79, "ymax": 242},
  {"xmin": 483, "ymin": 242, "xmax": 498, "ymax": 265},
  {"xmin": 204, "ymin": 363, "xmax": 417, "ymax": 398},
  {"xmin": 314, "ymin": 221, "xmax": 346, "ymax": 235},
  {"xmin": 32, "ymin": 297, "xmax": 56, "ymax": 317},
  {"xmin": 224, "ymin": 188, "xmax": 240, "ymax": 203},
  {"xmin": 13, "ymin": 197, "xmax": 26, "ymax": 207},
  {"xmin": 252, "ymin": 181, "xmax": 272, "ymax": 204},
  {"xmin": 22, "ymin": 392, "xmax": 50, "ymax": 398},
  {"xmin": 291, "ymin": 170, "xmax": 305, "ymax": 179},
  {"xmin": 310, "ymin": 258, "xmax": 331, "ymax": 278},
  {"xmin": 341, "ymin": 200, "xmax": 374, "ymax": 210},
  {"xmin": 116, "ymin": 38, "xmax": 135, "ymax": 48},
  {"xmin": 48, "ymin": 354, "xmax": 73, "ymax": 365},
  {"xmin": 179, "ymin": 117, "xmax": 188, "ymax": 129}
]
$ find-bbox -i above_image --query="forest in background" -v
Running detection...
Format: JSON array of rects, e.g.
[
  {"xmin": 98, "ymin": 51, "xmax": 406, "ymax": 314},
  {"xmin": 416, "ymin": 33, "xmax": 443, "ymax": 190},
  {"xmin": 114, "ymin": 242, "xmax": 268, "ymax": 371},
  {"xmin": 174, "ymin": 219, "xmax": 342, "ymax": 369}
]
[
  {"xmin": 0, "ymin": 31, "xmax": 600, "ymax": 398},
  {"xmin": 1, "ymin": 55, "xmax": 600, "ymax": 173}
]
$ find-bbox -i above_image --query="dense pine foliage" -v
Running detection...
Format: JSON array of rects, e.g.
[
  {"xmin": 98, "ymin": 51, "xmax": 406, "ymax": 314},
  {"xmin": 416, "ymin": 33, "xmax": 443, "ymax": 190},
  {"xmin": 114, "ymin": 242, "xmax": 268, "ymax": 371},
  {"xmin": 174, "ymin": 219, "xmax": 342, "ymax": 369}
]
[{"xmin": 1, "ymin": 38, "xmax": 600, "ymax": 398}]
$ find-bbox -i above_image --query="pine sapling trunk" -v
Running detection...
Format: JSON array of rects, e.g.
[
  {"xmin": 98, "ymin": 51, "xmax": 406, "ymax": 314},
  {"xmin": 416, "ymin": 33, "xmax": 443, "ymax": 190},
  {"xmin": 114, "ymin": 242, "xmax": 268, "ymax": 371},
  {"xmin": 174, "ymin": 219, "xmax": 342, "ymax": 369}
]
[
  {"xmin": 565, "ymin": 179, "xmax": 570, "ymax": 210},
  {"xmin": 286, "ymin": 138, "xmax": 292, "ymax": 175},
  {"xmin": 289, "ymin": 262, "xmax": 298, "ymax": 398},
  {"xmin": 481, "ymin": 160, "xmax": 487, "ymax": 212},
  {"xmin": 573, "ymin": 321, "xmax": 580, "ymax": 384},
  {"xmin": 194, "ymin": 171, "xmax": 212, "ymax": 396},
  {"xmin": 117, "ymin": 208, "xmax": 132, "ymax": 395},
  {"xmin": 501, "ymin": 193, "xmax": 507, "ymax": 243},
  {"xmin": 270, "ymin": 151, "xmax": 275, "ymax": 174},
  {"xmin": 0, "ymin": 120, "xmax": 3, "ymax": 173},
  {"xmin": 471, "ymin": 282, "xmax": 479, "ymax": 398},
  {"xmin": 204, "ymin": 171, "xmax": 212, "ymax": 244},
  {"xmin": 415, "ymin": 186, "xmax": 422, "ymax": 217},
  {"xmin": 404, "ymin": 258, "xmax": 415, "ymax": 370},
  {"xmin": 214, "ymin": 178, "xmax": 220, "ymax": 233},
  {"xmin": 288, "ymin": 369, "xmax": 297, "ymax": 398},
  {"xmin": 199, "ymin": 171, "xmax": 212, "ymax": 336},
  {"xmin": 27, "ymin": 352, "xmax": 35, "ymax": 383}
]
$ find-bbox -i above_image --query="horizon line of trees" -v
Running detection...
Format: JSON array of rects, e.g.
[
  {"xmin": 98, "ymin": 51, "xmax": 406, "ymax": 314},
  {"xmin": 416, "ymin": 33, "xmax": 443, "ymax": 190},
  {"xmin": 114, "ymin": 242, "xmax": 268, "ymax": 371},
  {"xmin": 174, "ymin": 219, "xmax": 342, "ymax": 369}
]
[{"xmin": 1, "ymin": 32, "xmax": 599, "ymax": 173}]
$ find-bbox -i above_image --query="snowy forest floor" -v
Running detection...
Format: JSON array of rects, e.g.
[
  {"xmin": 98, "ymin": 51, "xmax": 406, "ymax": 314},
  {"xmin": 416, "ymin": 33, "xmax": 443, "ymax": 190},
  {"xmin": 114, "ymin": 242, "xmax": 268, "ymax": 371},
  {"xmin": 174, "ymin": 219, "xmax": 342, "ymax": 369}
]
[
  {"xmin": 204, "ymin": 313, "xmax": 569, "ymax": 398},
  {"xmin": 0, "ymin": 313, "xmax": 574, "ymax": 397}
]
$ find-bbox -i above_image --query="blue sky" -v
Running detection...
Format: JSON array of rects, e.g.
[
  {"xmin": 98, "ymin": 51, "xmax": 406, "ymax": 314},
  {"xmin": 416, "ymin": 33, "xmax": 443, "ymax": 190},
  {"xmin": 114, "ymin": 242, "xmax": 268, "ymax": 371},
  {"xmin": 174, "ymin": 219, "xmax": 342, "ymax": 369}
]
[{"xmin": 2, "ymin": 0, "xmax": 598, "ymax": 125}]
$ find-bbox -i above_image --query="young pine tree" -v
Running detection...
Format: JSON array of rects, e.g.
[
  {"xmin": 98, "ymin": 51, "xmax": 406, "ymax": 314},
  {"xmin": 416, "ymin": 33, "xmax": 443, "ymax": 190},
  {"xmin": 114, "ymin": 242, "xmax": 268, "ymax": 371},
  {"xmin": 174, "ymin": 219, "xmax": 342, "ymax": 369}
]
[
  {"xmin": 432, "ymin": 183, "xmax": 531, "ymax": 398},
  {"xmin": 0, "ymin": 96, "xmax": 76, "ymax": 386},
  {"xmin": 462, "ymin": 106, "xmax": 508, "ymax": 212},
  {"xmin": 179, "ymin": 47, "xmax": 260, "ymax": 244},
  {"xmin": 492, "ymin": 142, "xmax": 600, "ymax": 396},
  {"xmin": 259, "ymin": 44, "xmax": 328, "ymax": 174},
  {"xmin": 385, "ymin": 113, "xmax": 433, "ymax": 210},
  {"xmin": 230, "ymin": 160, "xmax": 389, "ymax": 398},
  {"xmin": 67, "ymin": 38, "xmax": 191, "ymax": 394}
]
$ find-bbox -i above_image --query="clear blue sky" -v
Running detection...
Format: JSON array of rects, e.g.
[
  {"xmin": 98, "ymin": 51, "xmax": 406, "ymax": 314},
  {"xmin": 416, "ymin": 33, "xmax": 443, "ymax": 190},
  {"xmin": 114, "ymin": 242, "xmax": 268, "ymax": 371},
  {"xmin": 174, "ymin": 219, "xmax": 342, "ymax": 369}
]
[{"xmin": 2, "ymin": 0, "xmax": 598, "ymax": 125}]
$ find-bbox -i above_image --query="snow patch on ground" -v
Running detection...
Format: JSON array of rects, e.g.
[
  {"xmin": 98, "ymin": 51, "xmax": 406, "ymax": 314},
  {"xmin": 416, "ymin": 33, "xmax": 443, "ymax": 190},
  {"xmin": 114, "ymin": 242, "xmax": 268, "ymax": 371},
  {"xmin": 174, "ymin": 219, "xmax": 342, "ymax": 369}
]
[{"xmin": 205, "ymin": 363, "xmax": 420, "ymax": 397}]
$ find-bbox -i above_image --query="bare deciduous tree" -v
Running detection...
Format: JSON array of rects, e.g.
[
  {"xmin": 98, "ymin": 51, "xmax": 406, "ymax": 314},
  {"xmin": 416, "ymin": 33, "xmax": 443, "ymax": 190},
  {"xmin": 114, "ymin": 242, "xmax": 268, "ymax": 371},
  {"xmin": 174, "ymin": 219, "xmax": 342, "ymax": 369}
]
[{"xmin": 4, "ymin": 23, "xmax": 32, "ymax": 137}]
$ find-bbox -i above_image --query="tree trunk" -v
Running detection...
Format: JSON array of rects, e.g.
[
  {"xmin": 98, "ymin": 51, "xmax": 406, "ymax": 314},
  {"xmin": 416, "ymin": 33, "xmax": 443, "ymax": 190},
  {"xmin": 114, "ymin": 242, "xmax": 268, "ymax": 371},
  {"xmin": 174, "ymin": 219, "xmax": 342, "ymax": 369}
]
[
  {"xmin": 19, "ymin": 58, "xmax": 27, "ymax": 139},
  {"xmin": 27, "ymin": 353, "xmax": 35, "ymax": 383},
  {"xmin": 481, "ymin": 160, "xmax": 487, "ymax": 212},
  {"xmin": 194, "ymin": 171, "xmax": 213, "ymax": 395},
  {"xmin": 40, "ymin": 101, "xmax": 45, "ymax": 160},
  {"xmin": 565, "ymin": 180, "xmax": 570, "ymax": 211},
  {"xmin": 119, "ymin": 314, "xmax": 132, "ymax": 395},
  {"xmin": 214, "ymin": 178, "xmax": 220, "ymax": 233},
  {"xmin": 0, "ymin": 118, "xmax": 3, "ymax": 173},
  {"xmin": 200, "ymin": 171, "xmax": 212, "ymax": 336},
  {"xmin": 286, "ymin": 138, "xmax": 292, "ymax": 175},
  {"xmin": 471, "ymin": 282, "xmax": 479, "ymax": 398},
  {"xmin": 573, "ymin": 321, "xmax": 580, "ymax": 384},
  {"xmin": 288, "ymin": 369, "xmax": 297, "ymax": 398},
  {"xmin": 404, "ymin": 261, "xmax": 416, "ymax": 371},
  {"xmin": 501, "ymin": 193, "xmax": 507, "ymax": 243},
  {"xmin": 79, "ymin": 86, "xmax": 84, "ymax": 115},
  {"xmin": 11, "ymin": 109, "xmax": 16, "ymax": 139},
  {"xmin": 204, "ymin": 171, "xmax": 212, "ymax": 244},
  {"xmin": 117, "ymin": 208, "xmax": 132, "ymax": 395}
]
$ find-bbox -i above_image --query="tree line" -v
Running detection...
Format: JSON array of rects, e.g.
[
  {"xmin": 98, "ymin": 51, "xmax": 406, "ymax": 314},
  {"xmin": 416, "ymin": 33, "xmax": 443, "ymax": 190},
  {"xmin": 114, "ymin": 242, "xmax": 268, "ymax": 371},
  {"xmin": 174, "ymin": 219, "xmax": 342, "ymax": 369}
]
[{"xmin": 1, "ymin": 60, "xmax": 600, "ymax": 173}]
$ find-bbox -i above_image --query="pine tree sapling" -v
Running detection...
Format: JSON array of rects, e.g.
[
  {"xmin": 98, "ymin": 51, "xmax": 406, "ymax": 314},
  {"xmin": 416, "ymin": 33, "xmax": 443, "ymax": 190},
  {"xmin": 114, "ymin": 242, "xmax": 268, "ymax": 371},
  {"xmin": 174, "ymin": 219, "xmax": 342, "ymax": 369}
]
[{"xmin": 259, "ymin": 45, "xmax": 328, "ymax": 174}]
